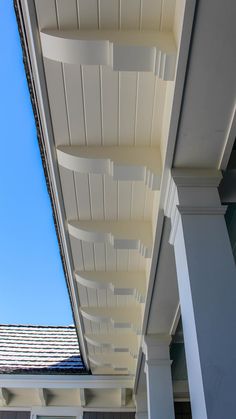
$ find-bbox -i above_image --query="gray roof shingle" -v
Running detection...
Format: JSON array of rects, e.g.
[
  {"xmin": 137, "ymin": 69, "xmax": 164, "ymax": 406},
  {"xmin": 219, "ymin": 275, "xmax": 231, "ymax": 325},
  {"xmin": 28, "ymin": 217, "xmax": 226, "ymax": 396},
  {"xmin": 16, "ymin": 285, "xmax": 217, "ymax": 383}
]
[{"xmin": 0, "ymin": 325, "xmax": 86, "ymax": 374}]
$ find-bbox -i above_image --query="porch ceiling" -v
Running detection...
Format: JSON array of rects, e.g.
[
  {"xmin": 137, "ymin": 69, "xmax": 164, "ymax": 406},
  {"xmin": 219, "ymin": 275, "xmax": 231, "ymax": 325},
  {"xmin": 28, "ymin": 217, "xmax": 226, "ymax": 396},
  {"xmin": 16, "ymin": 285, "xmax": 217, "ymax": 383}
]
[{"xmin": 16, "ymin": 0, "xmax": 194, "ymax": 380}]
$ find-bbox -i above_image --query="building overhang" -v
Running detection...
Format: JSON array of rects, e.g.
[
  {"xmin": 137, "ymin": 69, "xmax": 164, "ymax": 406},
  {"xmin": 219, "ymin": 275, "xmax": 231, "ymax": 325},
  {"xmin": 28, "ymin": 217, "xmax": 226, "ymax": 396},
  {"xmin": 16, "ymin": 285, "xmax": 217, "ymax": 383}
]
[{"xmin": 14, "ymin": 0, "xmax": 197, "ymax": 387}]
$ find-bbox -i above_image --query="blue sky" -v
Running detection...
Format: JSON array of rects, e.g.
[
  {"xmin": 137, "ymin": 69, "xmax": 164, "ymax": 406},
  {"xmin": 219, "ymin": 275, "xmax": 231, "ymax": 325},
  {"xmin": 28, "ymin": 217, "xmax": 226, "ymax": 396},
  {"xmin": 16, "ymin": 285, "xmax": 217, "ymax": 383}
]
[{"xmin": 0, "ymin": 2, "xmax": 73, "ymax": 325}]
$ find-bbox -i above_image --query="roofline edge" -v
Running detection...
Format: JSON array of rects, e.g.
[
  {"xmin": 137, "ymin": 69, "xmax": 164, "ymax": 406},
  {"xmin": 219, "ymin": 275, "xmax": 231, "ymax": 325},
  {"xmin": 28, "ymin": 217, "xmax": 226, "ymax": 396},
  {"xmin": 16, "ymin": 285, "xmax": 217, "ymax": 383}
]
[{"xmin": 13, "ymin": 0, "xmax": 90, "ymax": 371}]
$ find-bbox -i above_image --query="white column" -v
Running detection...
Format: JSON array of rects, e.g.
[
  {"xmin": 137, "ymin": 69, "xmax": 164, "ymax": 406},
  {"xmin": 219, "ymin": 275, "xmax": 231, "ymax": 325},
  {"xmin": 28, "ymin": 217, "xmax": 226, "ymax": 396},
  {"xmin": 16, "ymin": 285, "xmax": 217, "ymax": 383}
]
[
  {"xmin": 135, "ymin": 391, "xmax": 148, "ymax": 419},
  {"xmin": 165, "ymin": 169, "xmax": 236, "ymax": 419},
  {"xmin": 142, "ymin": 335, "xmax": 175, "ymax": 419},
  {"xmin": 135, "ymin": 413, "xmax": 148, "ymax": 419}
]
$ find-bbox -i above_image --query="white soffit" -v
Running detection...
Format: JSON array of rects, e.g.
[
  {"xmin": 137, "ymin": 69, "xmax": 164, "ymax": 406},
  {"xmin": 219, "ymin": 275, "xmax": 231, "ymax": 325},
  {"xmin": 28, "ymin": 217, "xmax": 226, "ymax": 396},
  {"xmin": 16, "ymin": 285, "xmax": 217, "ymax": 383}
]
[
  {"xmin": 22, "ymin": 0, "xmax": 193, "ymax": 378},
  {"xmin": 85, "ymin": 333, "xmax": 139, "ymax": 358}
]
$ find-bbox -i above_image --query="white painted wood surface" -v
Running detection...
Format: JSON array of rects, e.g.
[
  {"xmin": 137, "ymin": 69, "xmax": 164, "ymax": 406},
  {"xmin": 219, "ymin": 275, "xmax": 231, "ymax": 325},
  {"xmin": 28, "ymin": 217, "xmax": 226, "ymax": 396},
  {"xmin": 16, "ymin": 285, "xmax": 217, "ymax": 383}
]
[
  {"xmin": 76, "ymin": 271, "xmax": 146, "ymax": 302},
  {"xmin": 41, "ymin": 29, "xmax": 177, "ymax": 80},
  {"xmin": 166, "ymin": 169, "xmax": 236, "ymax": 419},
  {"xmin": 80, "ymin": 307, "xmax": 142, "ymax": 334},
  {"xmin": 85, "ymin": 333, "xmax": 139, "ymax": 358},
  {"xmin": 32, "ymin": 0, "xmax": 184, "ymax": 376},
  {"xmin": 57, "ymin": 146, "xmax": 162, "ymax": 190},
  {"xmin": 67, "ymin": 220, "xmax": 153, "ymax": 258}
]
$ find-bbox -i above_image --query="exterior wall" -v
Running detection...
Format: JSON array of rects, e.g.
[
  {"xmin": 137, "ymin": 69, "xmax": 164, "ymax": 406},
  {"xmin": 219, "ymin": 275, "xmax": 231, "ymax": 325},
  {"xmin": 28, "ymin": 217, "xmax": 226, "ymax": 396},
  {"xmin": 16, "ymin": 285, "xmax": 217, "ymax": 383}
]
[
  {"xmin": 0, "ymin": 405, "xmax": 191, "ymax": 419},
  {"xmin": 84, "ymin": 414, "xmax": 135, "ymax": 419},
  {"xmin": 0, "ymin": 412, "xmax": 134, "ymax": 419},
  {"xmin": 0, "ymin": 413, "xmax": 30, "ymax": 419}
]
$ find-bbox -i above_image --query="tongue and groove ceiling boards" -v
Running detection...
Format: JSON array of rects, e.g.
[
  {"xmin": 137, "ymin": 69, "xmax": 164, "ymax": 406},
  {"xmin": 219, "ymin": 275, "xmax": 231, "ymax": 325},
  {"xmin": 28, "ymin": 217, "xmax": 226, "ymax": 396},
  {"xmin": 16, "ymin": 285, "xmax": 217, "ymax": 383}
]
[{"xmin": 30, "ymin": 0, "xmax": 188, "ymax": 377}]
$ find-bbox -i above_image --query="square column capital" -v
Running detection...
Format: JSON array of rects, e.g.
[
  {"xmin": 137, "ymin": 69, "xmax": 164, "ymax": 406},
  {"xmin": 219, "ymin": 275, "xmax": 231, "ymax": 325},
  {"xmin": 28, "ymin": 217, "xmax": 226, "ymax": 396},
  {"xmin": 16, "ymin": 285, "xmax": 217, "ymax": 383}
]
[
  {"xmin": 165, "ymin": 169, "xmax": 223, "ymax": 216},
  {"xmin": 142, "ymin": 334, "xmax": 171, "ymax": 362},
  {"xmin": 171, "ymin": 169, "xmax": 222, "ymax": 188},
  {"xmin": 164, "ymin": 169, "xmax": 226, "ymax": 244}
]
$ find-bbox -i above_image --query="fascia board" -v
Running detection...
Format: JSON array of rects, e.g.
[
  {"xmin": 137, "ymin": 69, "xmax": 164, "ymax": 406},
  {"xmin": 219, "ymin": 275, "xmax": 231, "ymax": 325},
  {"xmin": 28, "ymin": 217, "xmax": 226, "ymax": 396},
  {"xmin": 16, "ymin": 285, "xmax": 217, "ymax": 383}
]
[
  {"xmin": 15, "ymin": 0, "xmax": 89, "ymax": 370},
  {"xmin": 0, "ymin": 374, "xmax": 134, "ymax": 389}
]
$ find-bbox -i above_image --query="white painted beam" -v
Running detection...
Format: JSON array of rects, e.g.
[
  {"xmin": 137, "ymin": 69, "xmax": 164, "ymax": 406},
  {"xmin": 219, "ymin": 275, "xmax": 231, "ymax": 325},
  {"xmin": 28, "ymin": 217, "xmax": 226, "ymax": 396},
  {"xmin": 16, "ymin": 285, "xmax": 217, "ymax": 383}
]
[
  {"xmin": 0, "ymin": 388, "xmax": 10, "ymax": 406},
  {"xmin": 68, "ymin": 220, "xmax": 152, "ymax": 258},
  {"xmin": 75, "ymin": 271, "xmax": 146, "ymax": 303},
  {"xmin": 37, "ymin": 388, "xmax": 48, "ymax": 406},
  {"xmin": 0, "ymin": 374, "xmax": 134, "ymax": 389},
  {"xmin": 57, "ymin": 146, "xmax": 162, "ymax": 190},
  {"xmin": 40, "ymin": 30, "xmax": 177, "ymax": 80},
  {"xmin": 89, "ymin": 354, "xmax": 136, "ymax": 374},
  {"xmin": 85, "ymin": 333, "xmax": 139, "ymax": 358},
  {"xmin": 80, "ymin": 307, "xmax": 142, "ymax": 334}
]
